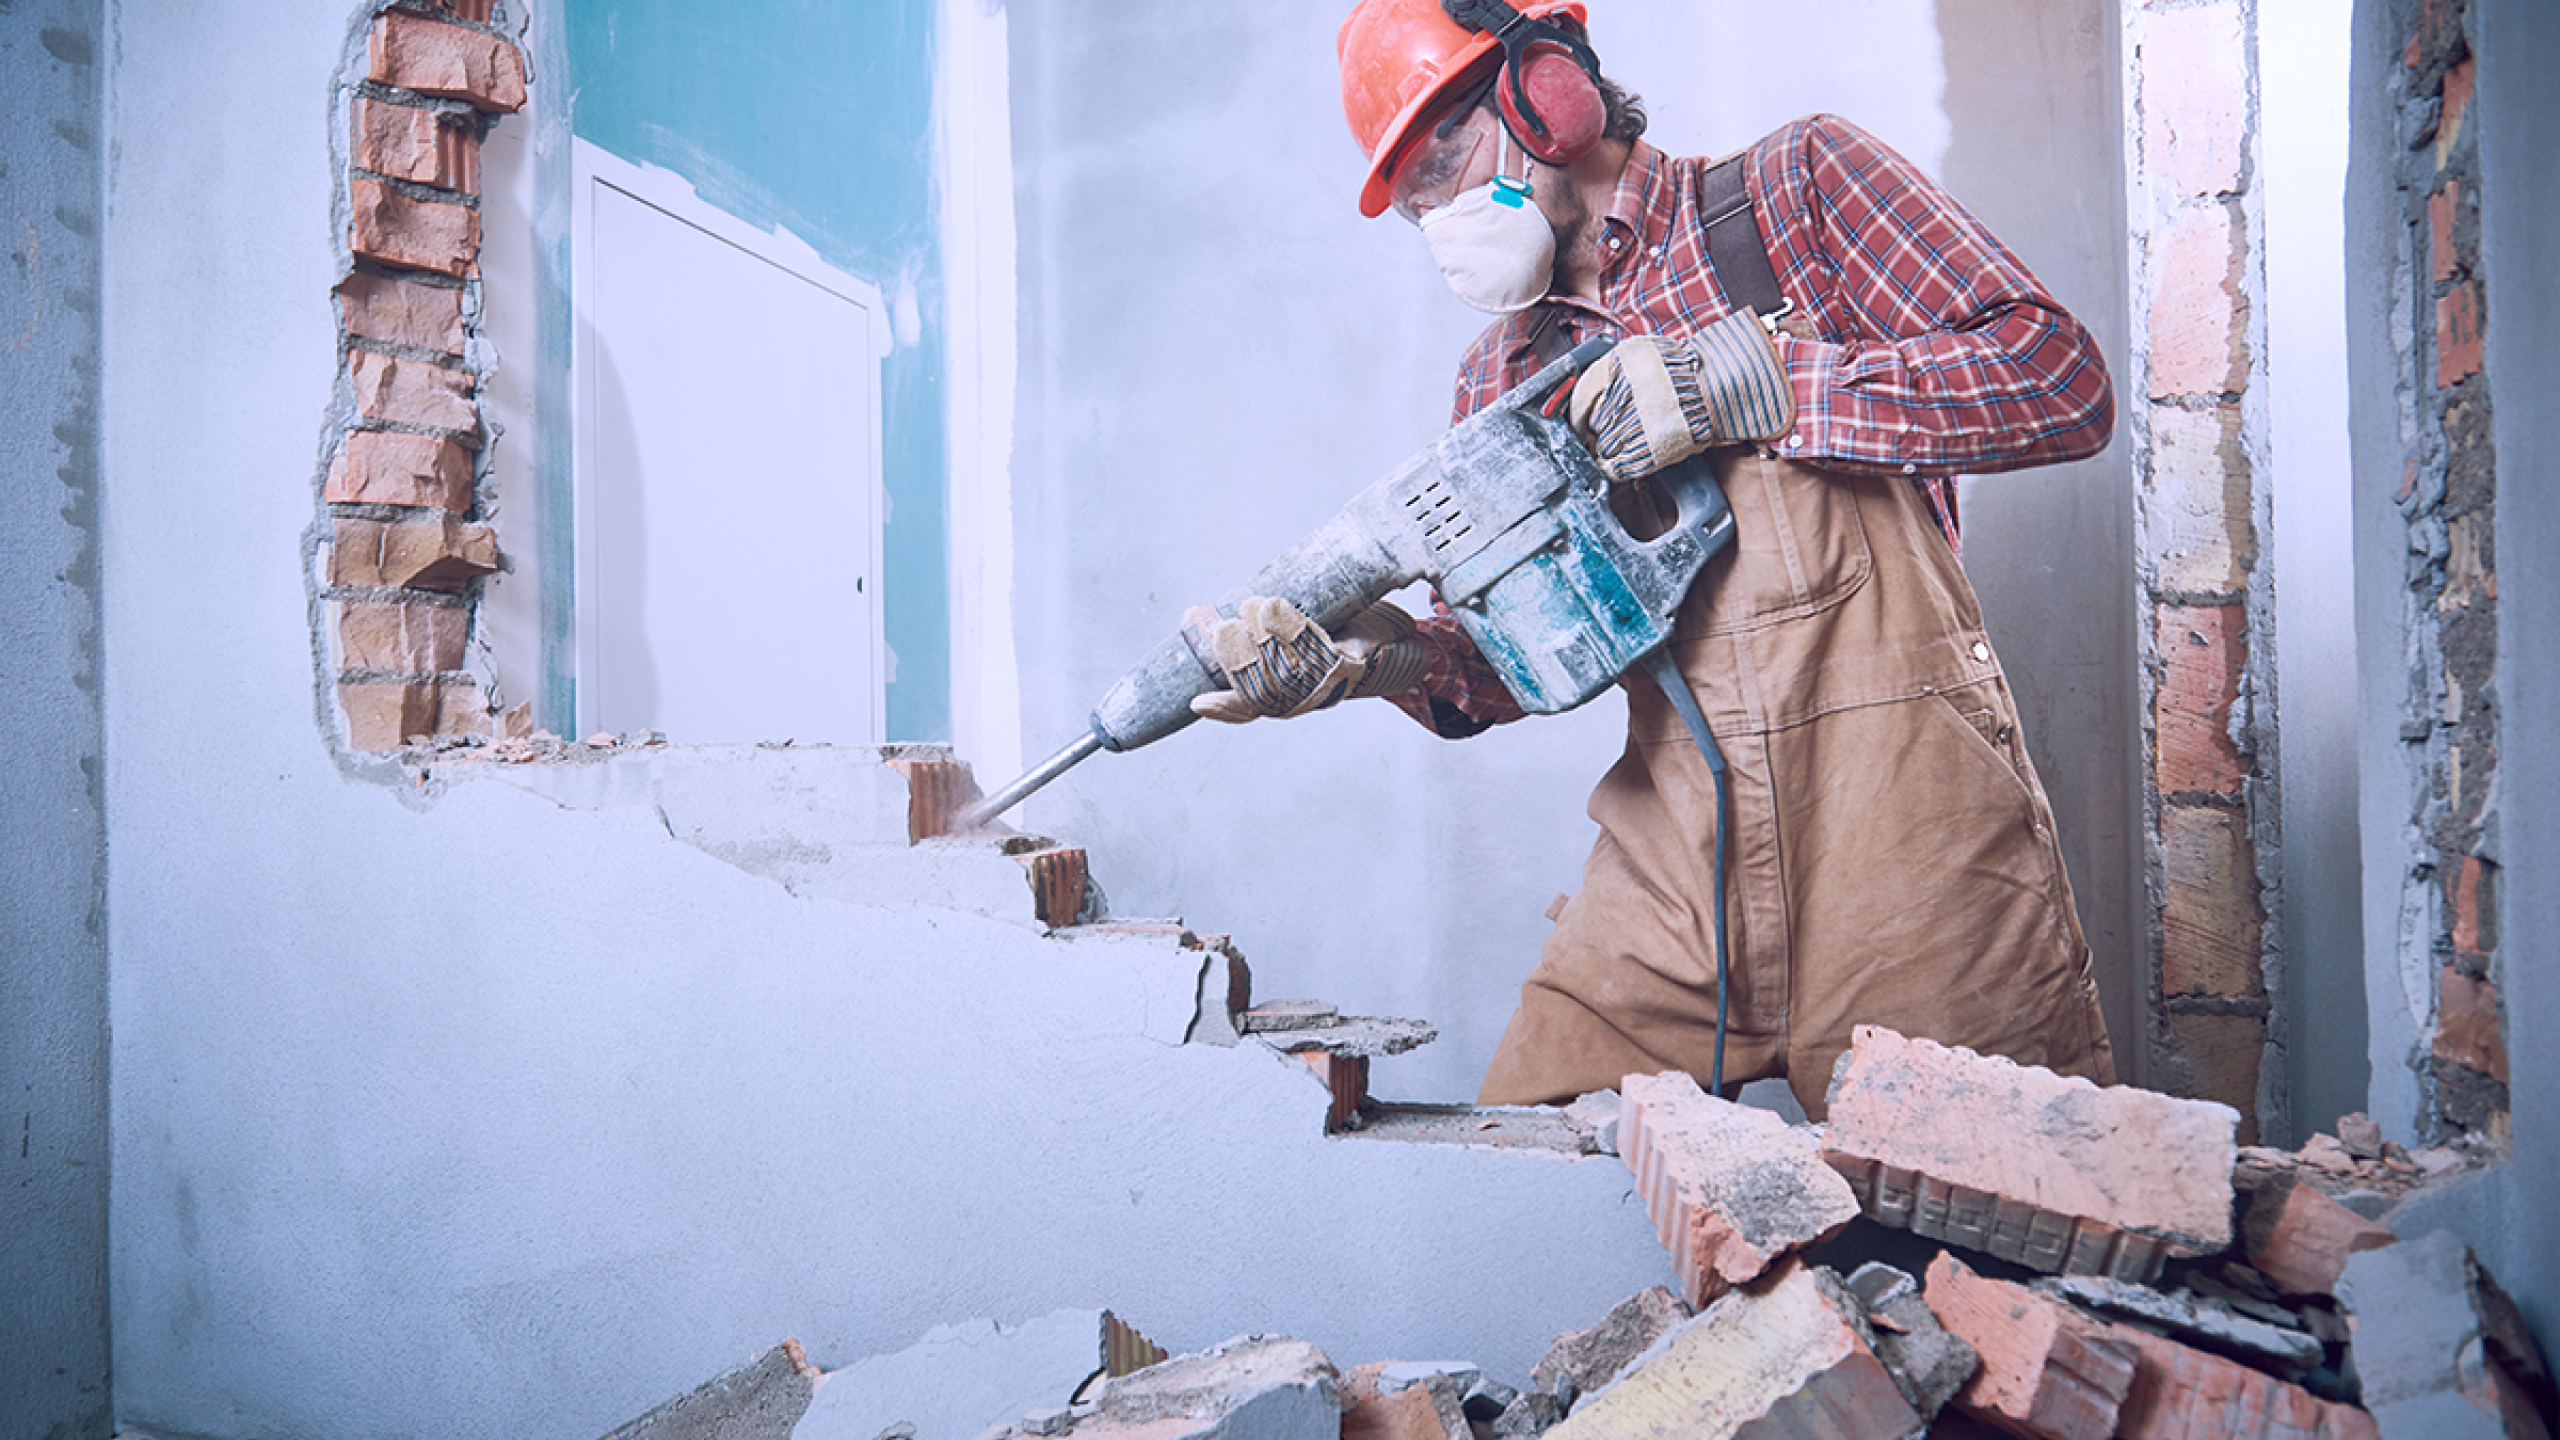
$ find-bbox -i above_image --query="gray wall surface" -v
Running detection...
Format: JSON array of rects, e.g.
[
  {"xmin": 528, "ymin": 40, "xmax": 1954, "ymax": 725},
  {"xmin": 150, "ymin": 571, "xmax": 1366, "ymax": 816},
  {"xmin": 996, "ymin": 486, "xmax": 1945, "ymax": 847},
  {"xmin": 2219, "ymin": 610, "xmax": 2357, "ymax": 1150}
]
[
  {"xmin": 0, "ymin": 4, "xmax": 114, "ymax": 1438},
  {"xmin": 1005, "ymin": 0, "xmax": 2140, "ymax": 1104}
]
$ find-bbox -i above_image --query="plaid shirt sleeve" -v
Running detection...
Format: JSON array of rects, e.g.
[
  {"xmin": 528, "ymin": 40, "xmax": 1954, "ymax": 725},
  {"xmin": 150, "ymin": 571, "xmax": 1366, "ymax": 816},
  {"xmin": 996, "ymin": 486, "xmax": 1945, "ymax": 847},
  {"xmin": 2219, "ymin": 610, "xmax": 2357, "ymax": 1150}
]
[{"xmin": 1757, "ymin": 114, "xmax": 2116, "ymax": 477}]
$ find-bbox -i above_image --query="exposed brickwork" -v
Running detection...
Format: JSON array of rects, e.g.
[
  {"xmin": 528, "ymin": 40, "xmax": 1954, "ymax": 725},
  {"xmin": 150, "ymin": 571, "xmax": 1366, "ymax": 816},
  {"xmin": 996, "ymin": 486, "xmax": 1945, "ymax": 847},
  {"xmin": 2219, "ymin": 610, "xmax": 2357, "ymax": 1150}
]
[
  {"xmin": 891, "ymin": 757, "xmax": 985, "ymax": 841},
  {"xmin": 322, "ymin": 3, "xmax": 525, "ymax": 752},
  {"xmin": 2125, "ymin": 0, "xmax": 2280, "ymax": 1138},
  {"xmin": 1018, "ymin": 845, "xmax": 1090, "ymax": 930},
  {"xmin": 1299, "ymin": 1050, "xmax": 1368, "ymax": 1132},
  {"xmin": 2382, "ymin": 0, "xmax": 2505, "ymax": 1145}
]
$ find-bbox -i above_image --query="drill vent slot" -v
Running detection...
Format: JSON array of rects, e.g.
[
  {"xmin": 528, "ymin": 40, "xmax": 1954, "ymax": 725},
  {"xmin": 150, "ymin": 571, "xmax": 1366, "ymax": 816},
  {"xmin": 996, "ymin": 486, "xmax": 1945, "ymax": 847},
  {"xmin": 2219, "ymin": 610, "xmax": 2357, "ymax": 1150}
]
[{"xmin": 1405, "ymin": 478, "xmax": 1474, "ymax": 555}]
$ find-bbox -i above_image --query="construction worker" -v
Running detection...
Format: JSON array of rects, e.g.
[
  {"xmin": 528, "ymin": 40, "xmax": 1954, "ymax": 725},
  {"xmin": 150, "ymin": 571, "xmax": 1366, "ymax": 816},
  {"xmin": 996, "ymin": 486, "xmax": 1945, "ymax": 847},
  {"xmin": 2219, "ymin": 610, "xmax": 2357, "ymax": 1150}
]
[{"xmin": 1187, "ymin": 0, "xmax": 2116, "ymax": 1118}]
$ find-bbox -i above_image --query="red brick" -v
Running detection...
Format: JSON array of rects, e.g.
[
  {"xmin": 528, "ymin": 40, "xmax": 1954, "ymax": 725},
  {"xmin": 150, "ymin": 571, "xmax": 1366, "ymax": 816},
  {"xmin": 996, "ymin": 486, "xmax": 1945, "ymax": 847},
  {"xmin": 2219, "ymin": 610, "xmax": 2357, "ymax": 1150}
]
[
  {"xmin": 1298, "ymin": 1050, "xmax": 1368, "ymax": 1132},
  {"xmin": 2449, "ymin": 855, "xmax": 2487, "ymax": 955},
  {"xmin": 1925, "ymin": 1251, "xmax": 2139, "ymax": 1440},
  {"xmin": 336, "ymin": 600, "xmax": 467, "ymax": 673},
  {"xmin": 1619, "ymin": 1071, "xmax": 1859, "ymax": 1307},
  {"xmin": 1550, "ymin": 1264, "xmax": 1920, "ymax": 1440},
  {"xmin": 1823, "ymin": 1027, "xmax": 2238, "ymax": 1278},
  {"xmin": 1100, "ymin": 1310, "xmax": 1167, "ymax": 1378},
  {"xmin": 351, "ymin": 350, "xmax": 477, "ymax": 433},
  {"xmin": 2161, "ymin": 806, "xmax": 2263, "ymax": 998},
  {"xmin": 2148, "ymin": 205, "xmax": 2249, "ymax": 399},
  {"xmin": 2139, "ymin": 4, "xmax": 2248, "ymax": 197},
  {"xmin": 2429, "ymin": 182, "xmax": 2463, "ymax": 283},
  {"xmin": 1340, "ymin": 1366, "xmax": 1469, "ymax": 1440},
  {"xmin": 2434, "ymin": 967, "xmax": 2508, "ymax": 1083},
  {"xmin": 330, "ymin": 515, "xmax": 499, "ymax": 591},
  {"xmin": 890, "ymin": 757, "xmax": 982, "ymax": 841},
  {"xmin": 350, "ymin": 177, "xmax": 479, "ymax": 277},
  {"xmin": 2162, "ymin": 1011, "xmax": 2265, "ymax": 1144},
  {"xmin": 327, "ymin": 430, "xmax": 473, "ymax": 511},
  {"xmin": 354, "ymin": 97, "xmax": 480, "ymax": 194},
  {"xmin": 1016, "ymin": 845, "xmax": 1087, "ymax": 929},
  {"xmin": 2438, "ymin": 55, "xmax": 2474, "ymax": 166},
  {"xmin": 367, "ymin": 10, "xmax": 526, "ymax": 113},
  {"xmin": 338, "ymin": 676, "xmax": 486, "ymax": 750},
  {"xmin": 2154, "ymin": 604, "xmax": 2247, "ymax": 797},
  {"xmin": 2239, "ymin": 1173, "xmax": 2397, "ymax": 1298},
  {"xmin": 336, "ymin": 270, "xmax": 466, "ymax": 354},
  {"xmin": 2437, "ymin": 281, "xmax": 2483, "ymax": 388},
  {"xmin": 2105, "ymin": 1315, "xmax": 2381, "ymax": 1440}
]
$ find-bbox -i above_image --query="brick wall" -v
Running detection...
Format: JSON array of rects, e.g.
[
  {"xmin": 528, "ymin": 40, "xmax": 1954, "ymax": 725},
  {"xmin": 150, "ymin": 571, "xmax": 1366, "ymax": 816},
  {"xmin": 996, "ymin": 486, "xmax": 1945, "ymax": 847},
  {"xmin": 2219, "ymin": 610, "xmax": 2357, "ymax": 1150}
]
[
  {"xmin": 2384, "ymin": 0, "xmax": 2508, "ymax": 1146},
  {"xmin": 2123, "ymin": 0, "xmax": 2280, "ymax": 1142},
  {"xmin": 319, "ymin": 0, "xmax": 525, "ymax": 752}
]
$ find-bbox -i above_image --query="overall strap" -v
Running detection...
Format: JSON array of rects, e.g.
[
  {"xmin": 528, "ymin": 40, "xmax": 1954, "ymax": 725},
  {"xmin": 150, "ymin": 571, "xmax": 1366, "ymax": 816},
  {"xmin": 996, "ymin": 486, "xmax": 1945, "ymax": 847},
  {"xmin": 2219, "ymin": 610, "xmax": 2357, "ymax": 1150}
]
[{"xmin": 1699, "ymin": 153, "xmax": 1785, "ymax": 319}]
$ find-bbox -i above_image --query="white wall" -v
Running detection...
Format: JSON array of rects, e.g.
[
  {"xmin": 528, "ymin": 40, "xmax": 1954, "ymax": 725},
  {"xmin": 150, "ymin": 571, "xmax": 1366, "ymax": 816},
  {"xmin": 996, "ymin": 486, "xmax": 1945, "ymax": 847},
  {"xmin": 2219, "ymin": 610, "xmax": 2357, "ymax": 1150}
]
[{"xmin": 1000, "ymin": 0, "xmax": 2137, "ymax": 1103}]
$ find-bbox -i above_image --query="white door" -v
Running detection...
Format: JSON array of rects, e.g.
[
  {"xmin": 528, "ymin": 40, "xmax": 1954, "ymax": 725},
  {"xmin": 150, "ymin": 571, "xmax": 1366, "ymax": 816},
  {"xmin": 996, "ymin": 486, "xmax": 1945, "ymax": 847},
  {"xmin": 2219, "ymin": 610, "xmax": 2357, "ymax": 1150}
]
[{"xmin": 574, "ymin": 143, "xmax": 887, "ymax": 743}]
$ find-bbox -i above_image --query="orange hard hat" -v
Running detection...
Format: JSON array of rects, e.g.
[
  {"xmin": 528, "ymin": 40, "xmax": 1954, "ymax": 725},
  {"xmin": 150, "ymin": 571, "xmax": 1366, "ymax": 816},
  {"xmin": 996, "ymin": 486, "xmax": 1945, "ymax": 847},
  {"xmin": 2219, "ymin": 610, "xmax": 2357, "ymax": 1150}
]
[{"xmin": 1338, "ymin": 0, "xmax": 1588, "ymax": 219}]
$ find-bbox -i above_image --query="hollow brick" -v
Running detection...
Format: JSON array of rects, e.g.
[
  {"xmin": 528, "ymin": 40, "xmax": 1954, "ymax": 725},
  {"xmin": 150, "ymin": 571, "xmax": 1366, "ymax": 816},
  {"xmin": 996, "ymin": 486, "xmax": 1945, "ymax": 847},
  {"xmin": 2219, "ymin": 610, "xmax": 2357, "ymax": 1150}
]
[
  {"xmin": 2103, "ymin": 1310, "xmax": 2379, "ymax": 1440},
  {"xmin": 355, "ymin": 96, "xmax": 480, "ymax": 194},
  {"xmin": 350, "ymin": 177, "xmax": 479, "ymax": 277},
  {"xmin": 336, "ymin": 270, "xmax": 466, "ymax": 354},
  {"xmin": 2238, "ymin": 1173, "xmax": 2396, "ymax": 1298},
  {"xmin": 1298, "ymin": 1051, "xmax": 1368, "ymax": 1132},
  {"xmin": 338, "ymin": 676, "xmax": 486, "ymax": 751},
  {"xmin": 327, "ymin": 430, "xmax": 474, "ymax": 512},
  {"xmin": 1926, "ymin": 1252, "xmax": 2138, "ymax": 1440},
  {"xmin": 350, "ymin": 350, "xmax": 477, "ymax": 433},
  {"xmin": 889, "ymin": 757, "xmax": 982, "ymax": 842},
  {"xmin": 1618, "ymin": 1071, "xmax": 1860, "ymax": 1308},
  {"xmin": 1823, "ymin": 1027, "xmax": 2238, "ymax": 1278},
  {"xmin": 1017, "ymin": 846, "xmax": 1087, "ymax": 930},
  {"xmin": 367, "ymin": 9, "xmax": 526, "ymax": 113}
]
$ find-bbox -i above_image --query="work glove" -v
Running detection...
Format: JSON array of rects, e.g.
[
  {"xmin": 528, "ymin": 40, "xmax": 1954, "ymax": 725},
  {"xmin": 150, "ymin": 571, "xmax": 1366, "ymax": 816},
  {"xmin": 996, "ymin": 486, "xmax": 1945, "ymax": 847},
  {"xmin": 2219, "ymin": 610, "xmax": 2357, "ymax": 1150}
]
[
  {"xmin": 1182, "ymin": 597, "xmax": 1427, "ymax": 724},
  {"xmin": 1566, "ymin": 311, "xmax": 1797, "ymax": 484}
]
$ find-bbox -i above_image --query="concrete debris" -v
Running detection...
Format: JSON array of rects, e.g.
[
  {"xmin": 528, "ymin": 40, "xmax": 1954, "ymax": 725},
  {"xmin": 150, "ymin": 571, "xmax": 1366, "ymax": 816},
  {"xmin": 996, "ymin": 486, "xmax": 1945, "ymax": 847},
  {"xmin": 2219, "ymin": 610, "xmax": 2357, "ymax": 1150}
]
[
  {"xmin": 1238, "ymin": 999, "xmax": 1339, "ymax": 1032},
  {"xmin": 1530, "ymin": 1285, "xmax": 1694, "ymax": 1408},
  {"xmin": 1844, "ymin": 1263, "xmax": 1978, "ymax": 1421},
  {"xmin": 1620, "ymin": 1071, "xmax": 1861, "ymax": 1306},
  {"xmin": 2335, "ymin": 1113, "xmax": 2385, "ymax": 1161},
  {"xmin": 2339, "ymin": 1230, "xmax": 2556, "ymax": 1440},
  {"xmin": 2034, "ymin": 1275, "xmax": 2326, "ymax": 1376},
  {"xmin": 1546, "ymin": 1262, "xmax": 1923, "ymax": 1440},
  {"xmin": 797, "ymin": 1309, "xmax": 1110, "ymax": 1440},
  {"xmin": 978, "ymin": 1334, "xmax": 1339, "ymax": 1440},
  {"xmin": 1492, "ymin": 1391, "xmax": 1568, "ymax": 1435},
  {"xmin": 598, "ymin": 1340, "xmax": 821, "ymax": 1440},
  {"xmin": 1823, "ymin": 1026, "xmax": 2240, "ymax": 1281},
  {"xmin": 1562, "ymin": 1089, "xmax": 1621, "ymax": 1155},
  {"xmin": 1248, "ymin": 1013, "xmax": 1436, "ymax": 1058}
]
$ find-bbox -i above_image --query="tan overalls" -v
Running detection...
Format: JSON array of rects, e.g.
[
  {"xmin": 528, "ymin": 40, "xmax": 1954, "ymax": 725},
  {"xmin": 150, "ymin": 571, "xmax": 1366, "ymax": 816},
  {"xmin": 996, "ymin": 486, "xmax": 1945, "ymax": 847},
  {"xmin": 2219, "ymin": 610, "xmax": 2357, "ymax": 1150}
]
[{"xmin": 1478, "ymin": 446, "xmax": 2116, "ymax": 1117}]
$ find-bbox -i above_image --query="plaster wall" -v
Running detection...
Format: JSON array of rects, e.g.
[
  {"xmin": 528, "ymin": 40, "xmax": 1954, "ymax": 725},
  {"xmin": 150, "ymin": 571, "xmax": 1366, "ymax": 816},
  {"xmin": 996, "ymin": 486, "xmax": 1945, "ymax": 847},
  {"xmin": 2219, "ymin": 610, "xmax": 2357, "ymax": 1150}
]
[
  {"xmin": 1004, "ymin": 0, "xmax": 2139, "ymax": 1103},
  {"xmin": 97, "ymin": 11, "xmax": 1670, "ymax": 1438},
  {"xmin": 1, "ymin": 5, "xmax": 113, "ymax": 1437}
]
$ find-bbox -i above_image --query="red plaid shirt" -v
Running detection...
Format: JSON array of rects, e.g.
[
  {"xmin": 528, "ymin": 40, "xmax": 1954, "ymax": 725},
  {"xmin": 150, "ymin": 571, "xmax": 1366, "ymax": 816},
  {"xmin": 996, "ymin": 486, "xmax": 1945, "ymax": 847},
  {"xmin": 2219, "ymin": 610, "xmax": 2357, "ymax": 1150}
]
[{"xmin": 1389, "ymin": 113, "xmax": 2115, "ymax": 738}]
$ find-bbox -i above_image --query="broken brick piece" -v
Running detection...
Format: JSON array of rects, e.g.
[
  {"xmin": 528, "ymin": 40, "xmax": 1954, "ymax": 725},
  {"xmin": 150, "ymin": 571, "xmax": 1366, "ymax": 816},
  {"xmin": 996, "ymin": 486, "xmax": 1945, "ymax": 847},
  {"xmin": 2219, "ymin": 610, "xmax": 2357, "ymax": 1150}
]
[
  {"xmin": 1548, "ymin": 1263, "xmax": 1922, "ymax": 1440},
  {"xmin": 1340, "ymin": 1365, "xmax": 1469, "ymax": 1440},
  {"xmin": 1531, "ymin": 1285, "xmax": 1693, "ymax": 1406},
  {"xmin": 1101, "ymin": 1311, "xmax": 1167, "ymax": 1379},
  {"xmin": 350, "ymin": 176, "xmax": 480, "ymax": 277},
  {"xmin": 1823, "ymin": 1026, "xmax": 2238, "ymax": 1280},
  {"xmin": 1925, "ymin": 1251, "xmax": 2139, "ymax": 1440},
  {"xmin": 354, "ymin": 96, "xmax": 480, "ymax": 193},
  {"xmin": 1299, "ymin": 1051, "xmax": 1368, "ymax": 1132},
  {"xmin": 328, "ymin": 429, "xmax": 474, "ymax": 511},
  {"xmin": 330, "ymin": 515, "xmax": 499, "ymax": 591},
  {"xmin": 2238, "ymin": 1172, "xmax": 2396, "ymax": 1298},
  {"xmin": 889, "ymin": 756, "xmax": 981, "ymax": 841},
  {"xmin": 1017, "ymin": 846, "xmax": 1087, "ymax": 929},
  {"xmin": 351, "ymin": 350, "xmax": 478, "ymax": 433},
  {"xmin": 336, "ymin": 599, "xmax": 467, "ymax": 674},
  {"xmin": 1618, "ymin": 1071, "xmax": 1860, "ymax": 1306},
  {"xmin": 2101, "ymin": 1318, "xmax": 2379, "ymax": 1440},
  {"xmin": 336, "ymin": 270, "xmax": 466, "ymax": 355},
  {"xmin": 367, "ymin": 9, "xmax": 527, "ymax": 112},
  {"xmin": 1844, "ymin": 1263, "xmax": 1978, "ymax": 1421}
]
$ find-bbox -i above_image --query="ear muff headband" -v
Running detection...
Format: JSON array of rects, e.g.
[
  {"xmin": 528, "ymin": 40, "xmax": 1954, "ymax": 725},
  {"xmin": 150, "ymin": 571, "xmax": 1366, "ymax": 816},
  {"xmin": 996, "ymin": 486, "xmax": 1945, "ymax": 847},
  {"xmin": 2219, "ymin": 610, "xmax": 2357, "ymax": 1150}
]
[{"xmin": 1439, "ymin": 0, "xmax": 1605, "ymax": 164}]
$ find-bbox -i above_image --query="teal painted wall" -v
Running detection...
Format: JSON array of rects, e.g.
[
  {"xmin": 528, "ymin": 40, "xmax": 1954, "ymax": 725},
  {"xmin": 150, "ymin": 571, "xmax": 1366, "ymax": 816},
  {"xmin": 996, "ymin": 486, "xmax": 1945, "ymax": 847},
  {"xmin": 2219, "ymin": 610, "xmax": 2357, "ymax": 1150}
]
[{"xmin": 567, "ymin": 0, "xmax": 949, "ymax": 740}]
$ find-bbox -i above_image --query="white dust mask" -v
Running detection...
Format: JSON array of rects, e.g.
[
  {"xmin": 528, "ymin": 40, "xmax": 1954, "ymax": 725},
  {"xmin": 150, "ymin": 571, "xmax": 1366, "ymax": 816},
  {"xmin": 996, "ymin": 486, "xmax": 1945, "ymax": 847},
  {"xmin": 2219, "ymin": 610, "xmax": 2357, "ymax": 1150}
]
[{"xmin": 1416, "ymin": 129, "xmax": 1555, "ymax": 313}]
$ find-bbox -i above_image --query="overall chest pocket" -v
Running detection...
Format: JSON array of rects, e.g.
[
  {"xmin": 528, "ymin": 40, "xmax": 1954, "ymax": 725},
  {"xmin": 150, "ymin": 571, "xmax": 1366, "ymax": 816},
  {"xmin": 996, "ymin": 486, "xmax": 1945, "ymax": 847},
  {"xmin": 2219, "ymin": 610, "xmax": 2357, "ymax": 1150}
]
[{"xmin": 1681, "ymin": 451, "xmax": 1873, "ymax": 635}]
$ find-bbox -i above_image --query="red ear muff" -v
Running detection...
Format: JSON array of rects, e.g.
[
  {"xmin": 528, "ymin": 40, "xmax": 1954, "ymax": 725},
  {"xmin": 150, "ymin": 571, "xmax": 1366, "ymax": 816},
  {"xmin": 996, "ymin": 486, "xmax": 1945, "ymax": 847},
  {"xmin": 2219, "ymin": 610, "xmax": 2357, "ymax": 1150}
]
[{"xmin": 1498, "ymin": 39, "xmax": 1604, "ymax": 164}]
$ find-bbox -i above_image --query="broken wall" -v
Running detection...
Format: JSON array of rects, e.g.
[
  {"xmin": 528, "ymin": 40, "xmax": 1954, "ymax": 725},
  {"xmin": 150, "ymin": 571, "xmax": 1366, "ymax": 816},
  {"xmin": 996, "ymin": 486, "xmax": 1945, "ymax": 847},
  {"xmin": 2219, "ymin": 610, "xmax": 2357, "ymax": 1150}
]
[
  {"xmin": 0, "ymin": 4, "xmax": 113, "ymax": 1438},
  {"xmin": 1004, "ymin": 0, "xmax": 2141, "ymax": 1105},
  {"xmin": 2346, "ymin": 0, "xmax": 2558, "ymax": 1350}
]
